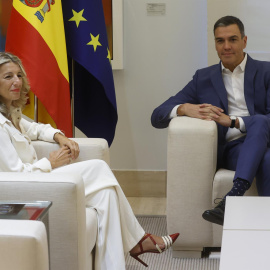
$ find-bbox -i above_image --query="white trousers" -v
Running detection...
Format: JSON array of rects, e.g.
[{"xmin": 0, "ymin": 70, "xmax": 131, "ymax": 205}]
[{"xmin": 53, "ymin": 160, "xmax": 145, "ymax": 270}]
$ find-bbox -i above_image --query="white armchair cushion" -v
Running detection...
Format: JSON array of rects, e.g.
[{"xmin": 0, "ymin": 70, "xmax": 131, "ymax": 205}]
[{"xmin": 213, "ymin": 169, "xmax": 258, "ymax": 207}]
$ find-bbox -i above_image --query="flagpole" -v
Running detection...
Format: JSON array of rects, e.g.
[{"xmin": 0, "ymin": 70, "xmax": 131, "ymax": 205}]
[
  {"xmin": 71, "ymin": 59, "xmax": 75, "ymax": 137},
  {"xmin": 34, "ymin": 94, "xmax": 38, "ymax": 122}
]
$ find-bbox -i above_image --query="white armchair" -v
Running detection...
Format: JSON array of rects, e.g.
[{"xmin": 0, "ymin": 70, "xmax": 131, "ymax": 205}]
[
  {"xmin": 166, "ymin": 117, "xmax": 257, "ymax": 258},
  {"xmin": 0, "ymin": 138, "xmax": 110, "ymax": 270}
]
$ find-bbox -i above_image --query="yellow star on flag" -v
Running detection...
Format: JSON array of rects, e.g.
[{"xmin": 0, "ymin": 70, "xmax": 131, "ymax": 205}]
[
  {"xmin": 69, "ymin": 9, "xmax": 87, "ymax": 28},
  {"xmin": 87, "ymin": 34, "xmax": 102, "ymax": 52},
  {"xmin": 107, "ymin": 48, "xmax": 112, "ymax": 63}
]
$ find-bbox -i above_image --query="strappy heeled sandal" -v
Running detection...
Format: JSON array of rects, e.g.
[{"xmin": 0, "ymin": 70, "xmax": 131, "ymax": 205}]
[{"xmin": 130, "ymin": 233, "xmax": 179, "ymax": 267}]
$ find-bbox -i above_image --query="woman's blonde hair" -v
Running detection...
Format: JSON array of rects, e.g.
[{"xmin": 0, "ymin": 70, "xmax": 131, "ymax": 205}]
[{"xmin": 0, "ymin": 52, "xmax": 30, "ymax": 115}]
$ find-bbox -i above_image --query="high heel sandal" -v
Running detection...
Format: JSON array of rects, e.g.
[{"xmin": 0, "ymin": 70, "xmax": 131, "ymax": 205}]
[{"xmin": 130, "ymin": 233, "xmax": 179, "ymax": 267}]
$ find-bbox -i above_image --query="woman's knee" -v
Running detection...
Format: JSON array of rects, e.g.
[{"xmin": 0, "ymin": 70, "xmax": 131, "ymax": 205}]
[{"xmin": 92, "ymin": 159, "xmax": 110, "ymax": 169}]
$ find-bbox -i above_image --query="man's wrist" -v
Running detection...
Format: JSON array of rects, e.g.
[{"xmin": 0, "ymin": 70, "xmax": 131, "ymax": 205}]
[
  {"xmin": 235, "ymin": 118, "xmax": 240, "ymax": 129},
  {"xmin": 229, "ymin": 116, "xmax": 240, "ymax": 129},
  {"xmin": 177, "ymin": 104, "xmax": 185, "ymax": 116},
  {"xmin": 229, "ymin": 116, "xmax": 236, "ymax": 128}
]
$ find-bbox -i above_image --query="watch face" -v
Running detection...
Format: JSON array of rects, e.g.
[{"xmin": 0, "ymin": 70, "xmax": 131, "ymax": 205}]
[{"xmin": 230, "ymin": 116, "xmax": 237, "ymax": 120}]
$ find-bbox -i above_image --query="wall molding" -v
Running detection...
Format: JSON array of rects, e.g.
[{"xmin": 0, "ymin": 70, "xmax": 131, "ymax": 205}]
[{"xmin": 113, "ymin": 170, "xmax": 167, "ymax": 197}]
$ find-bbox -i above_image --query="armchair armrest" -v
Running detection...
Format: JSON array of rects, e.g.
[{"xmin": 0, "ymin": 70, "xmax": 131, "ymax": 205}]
[
  {"xmin": 167, "ymin": 117, "xmax": 218, "ymax": 251},
  {"xmin": 0, "ymin": 172, "xmax": 87, "ymax": 270},
  {"xmin": 32, "ymin": 137, "xmax": 110, "ymax": 165}
]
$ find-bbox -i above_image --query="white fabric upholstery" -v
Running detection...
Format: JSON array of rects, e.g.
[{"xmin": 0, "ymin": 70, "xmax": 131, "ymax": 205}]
[
  {"xmin": 0, "ymin": 220, "xmax": 49, "ymax": 270},
  {"xmin": 167, "ymin": 117, "xmax": 257, "ymax": 258},
  {"xmin": 0, "ymin": 138, "xmax": 109, "ymax": 270},
  {"xmin": 32, "ymin": 138, "xmax": 110, "ymax": 165}
]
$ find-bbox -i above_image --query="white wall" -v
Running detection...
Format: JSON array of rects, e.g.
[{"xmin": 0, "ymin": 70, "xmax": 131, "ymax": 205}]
[
  {"xmin": 110, "ymin": 0, "xmax": 208, "ymax": 170},
  {"xmin": 208, "ymin": 0, "xmax": 270, "ymax": 65}
]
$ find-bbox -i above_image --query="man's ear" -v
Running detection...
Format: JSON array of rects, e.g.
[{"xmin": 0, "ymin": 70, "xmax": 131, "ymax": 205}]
[{"xmin": 243, "ymin": 36, "xmax": 247, "ymax": 49}]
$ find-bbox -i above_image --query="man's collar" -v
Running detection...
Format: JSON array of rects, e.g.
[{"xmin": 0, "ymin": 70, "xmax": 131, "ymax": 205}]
[
  {"xmin": 238, "ymin": 53, "xmax": 248, "ymax": 72},
  {"xmin": 221, "ymin": 53, "xmax": 247, "ymax": 73}
]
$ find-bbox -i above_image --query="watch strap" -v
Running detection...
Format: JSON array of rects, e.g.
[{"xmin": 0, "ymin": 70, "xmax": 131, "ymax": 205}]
[{"xmin": 230, "ymin": 119, "xmax": 236, "ymax": 128}]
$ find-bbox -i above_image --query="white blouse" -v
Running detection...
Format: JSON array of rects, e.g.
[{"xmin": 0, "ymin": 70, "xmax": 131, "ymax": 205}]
[{"xmin": 0, "ymin": 107, "xmax": 61, "ymax": 173}]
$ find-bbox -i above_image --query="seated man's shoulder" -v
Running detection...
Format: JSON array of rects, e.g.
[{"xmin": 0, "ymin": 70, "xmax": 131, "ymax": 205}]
[
  {"xmin": 250, "ymin": 59, "xmax": 270, "ymax": 80},
  {"xmin": 195, "ymin": 63, "xmax": 220, "ymax": 76},
  {"xmin": 251, "ymin": 58, "xmax": 270, "ymax": 69}
]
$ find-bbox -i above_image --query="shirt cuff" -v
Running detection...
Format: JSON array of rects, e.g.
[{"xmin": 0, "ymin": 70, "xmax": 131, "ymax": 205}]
[
  {"xmin": 170, "ymin": 105, "xmax": 181, "ymax": 119},
  {"xmin": 237, "ymin": 117, "xmax": 246, "ymax": 133},
  {"xmin": 32, "ymin": 158, "xmax": 52, "ymax": 172}
]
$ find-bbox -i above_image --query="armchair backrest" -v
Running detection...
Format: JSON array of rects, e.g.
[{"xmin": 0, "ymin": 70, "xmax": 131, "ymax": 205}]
[{"xmin": 32, "ymin": 137, "xmax": 110, "ymax": 165}]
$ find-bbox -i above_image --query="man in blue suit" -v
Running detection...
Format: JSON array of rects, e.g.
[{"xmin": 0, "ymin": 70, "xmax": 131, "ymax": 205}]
[{"xmin": 151, "ymin": 16, "xmax": 270, "ymax": 226}]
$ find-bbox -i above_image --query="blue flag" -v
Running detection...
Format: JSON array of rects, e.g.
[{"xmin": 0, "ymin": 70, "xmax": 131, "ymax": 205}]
[{"xmin": 62, "ymin": 0, "xmax": 117, "ymax": 146}]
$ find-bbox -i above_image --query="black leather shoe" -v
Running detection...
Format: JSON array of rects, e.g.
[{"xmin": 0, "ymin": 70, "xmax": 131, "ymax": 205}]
[{"xmin": 202, "ymin": 199, "xmax": 226, "ymax": 226}]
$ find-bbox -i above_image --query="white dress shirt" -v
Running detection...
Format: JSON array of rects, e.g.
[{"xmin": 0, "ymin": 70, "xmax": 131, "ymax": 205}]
[
  {"xmin": 222, "ymin": 53, "xmax": 249, "ymax": 141},
  {"xmin": 0, "ymin": 107, "xmax": 62, "ymax": 172},
  {"xmin": 170, "ymin": 54, "xmax": 249, "ymax": 142}
]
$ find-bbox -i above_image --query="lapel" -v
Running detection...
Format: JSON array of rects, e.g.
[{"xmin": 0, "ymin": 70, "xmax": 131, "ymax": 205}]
[
  {"xmin": 210, "ymin": 55, "xmax": 257, "ymax": 115},
  {"xmin": 244, "ymin": 55, "xmax": 257, "ymax": 115},
  {"xmin": 210, "ymin": 64, "xmax": 228, "ymax": 113}
]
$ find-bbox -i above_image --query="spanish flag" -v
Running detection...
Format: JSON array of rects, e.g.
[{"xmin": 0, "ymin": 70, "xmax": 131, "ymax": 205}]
[{"xmin": 5, "ymin": 0, "xmax": 72, "ymax": 137}]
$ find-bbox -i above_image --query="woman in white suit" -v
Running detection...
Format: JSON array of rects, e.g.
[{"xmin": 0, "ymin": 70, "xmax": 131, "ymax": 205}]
[{"xmin": 0, "ymin": 52, "xmax": 179, "ymax": 269}]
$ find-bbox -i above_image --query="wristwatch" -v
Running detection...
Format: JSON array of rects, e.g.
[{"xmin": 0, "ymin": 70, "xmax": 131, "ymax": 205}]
[{"xmin": 230, "ymin": 116, "xmax": 237, "ymax": 128}]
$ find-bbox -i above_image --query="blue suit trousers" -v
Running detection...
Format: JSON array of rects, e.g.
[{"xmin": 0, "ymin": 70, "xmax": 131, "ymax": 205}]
[{"xmin": 223, "ymin": 115, "xmax": 270, "ymax": 196}]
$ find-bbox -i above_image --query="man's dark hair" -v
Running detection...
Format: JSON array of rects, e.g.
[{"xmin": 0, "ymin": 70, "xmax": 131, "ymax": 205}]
[{"xmin": 214, "ymin": 16, "xmax": 245, "ymax": 38}]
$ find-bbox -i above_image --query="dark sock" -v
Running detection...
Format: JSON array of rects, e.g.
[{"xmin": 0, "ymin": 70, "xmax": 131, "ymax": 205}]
[{"xmin": 225, "ymin": 178, "xmax": 251, "ymax": 197}]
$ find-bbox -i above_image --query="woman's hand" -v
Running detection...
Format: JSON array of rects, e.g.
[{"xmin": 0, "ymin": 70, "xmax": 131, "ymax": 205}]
[
  {"xmin": 49, "ymin": 146, "xmax": 72, "ymax": 169},
  {"xmin": 54, "ymin": 133, "xmax": 80, "ymax": 160}
]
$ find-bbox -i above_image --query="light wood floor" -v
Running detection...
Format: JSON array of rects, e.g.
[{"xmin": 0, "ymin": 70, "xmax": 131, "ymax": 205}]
[{"xmin": 127, "ymin": 197, "xmax": 166, "ymax": 215}]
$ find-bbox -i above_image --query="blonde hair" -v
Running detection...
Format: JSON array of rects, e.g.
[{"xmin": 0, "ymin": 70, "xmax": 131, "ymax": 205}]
[{"xmin": 0, "ymin": 52, "xmax": 30, "ymax": 116}]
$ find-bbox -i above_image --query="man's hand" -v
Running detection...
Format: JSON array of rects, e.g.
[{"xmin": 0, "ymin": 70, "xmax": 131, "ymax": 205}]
[
  {"xmin": 210, "ymin": 112, "xmax": 231, "ymax": 127},
  {"xmin": 177, "ymin": 103, "xmax": 224, "ymax": 120},
  {"xmin": 211, "ymin": 113, "xmax": 240, "ymax": 128},
  {"xmin": 54, "ymin": 133, "xmax": 80, "ymax": 160},
  {"xmin": 49, "ymin": 146, "xmax": 72, "ymax": 169}
]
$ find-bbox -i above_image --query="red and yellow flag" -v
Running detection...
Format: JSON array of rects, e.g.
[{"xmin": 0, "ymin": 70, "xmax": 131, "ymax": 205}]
[{"xmin": 5, "ymin": 0, "xmax": 72, "ymax": 137}]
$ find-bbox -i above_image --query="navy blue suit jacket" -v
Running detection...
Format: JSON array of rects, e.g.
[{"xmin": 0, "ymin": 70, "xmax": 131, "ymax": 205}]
[{"xmin": 152, "ymin": 55, "xmax": 270, "ymax": 148}]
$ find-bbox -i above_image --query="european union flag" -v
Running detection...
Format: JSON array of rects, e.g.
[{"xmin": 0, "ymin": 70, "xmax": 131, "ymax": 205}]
[{"xmin": 62, "ymin": 0, "xmax": 117, "ymax": 146}]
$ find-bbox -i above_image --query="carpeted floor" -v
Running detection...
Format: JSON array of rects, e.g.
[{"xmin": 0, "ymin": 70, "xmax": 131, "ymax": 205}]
[{"xmin": 125, "ymin": 216, "xmax": 220, "ymax": 270}]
